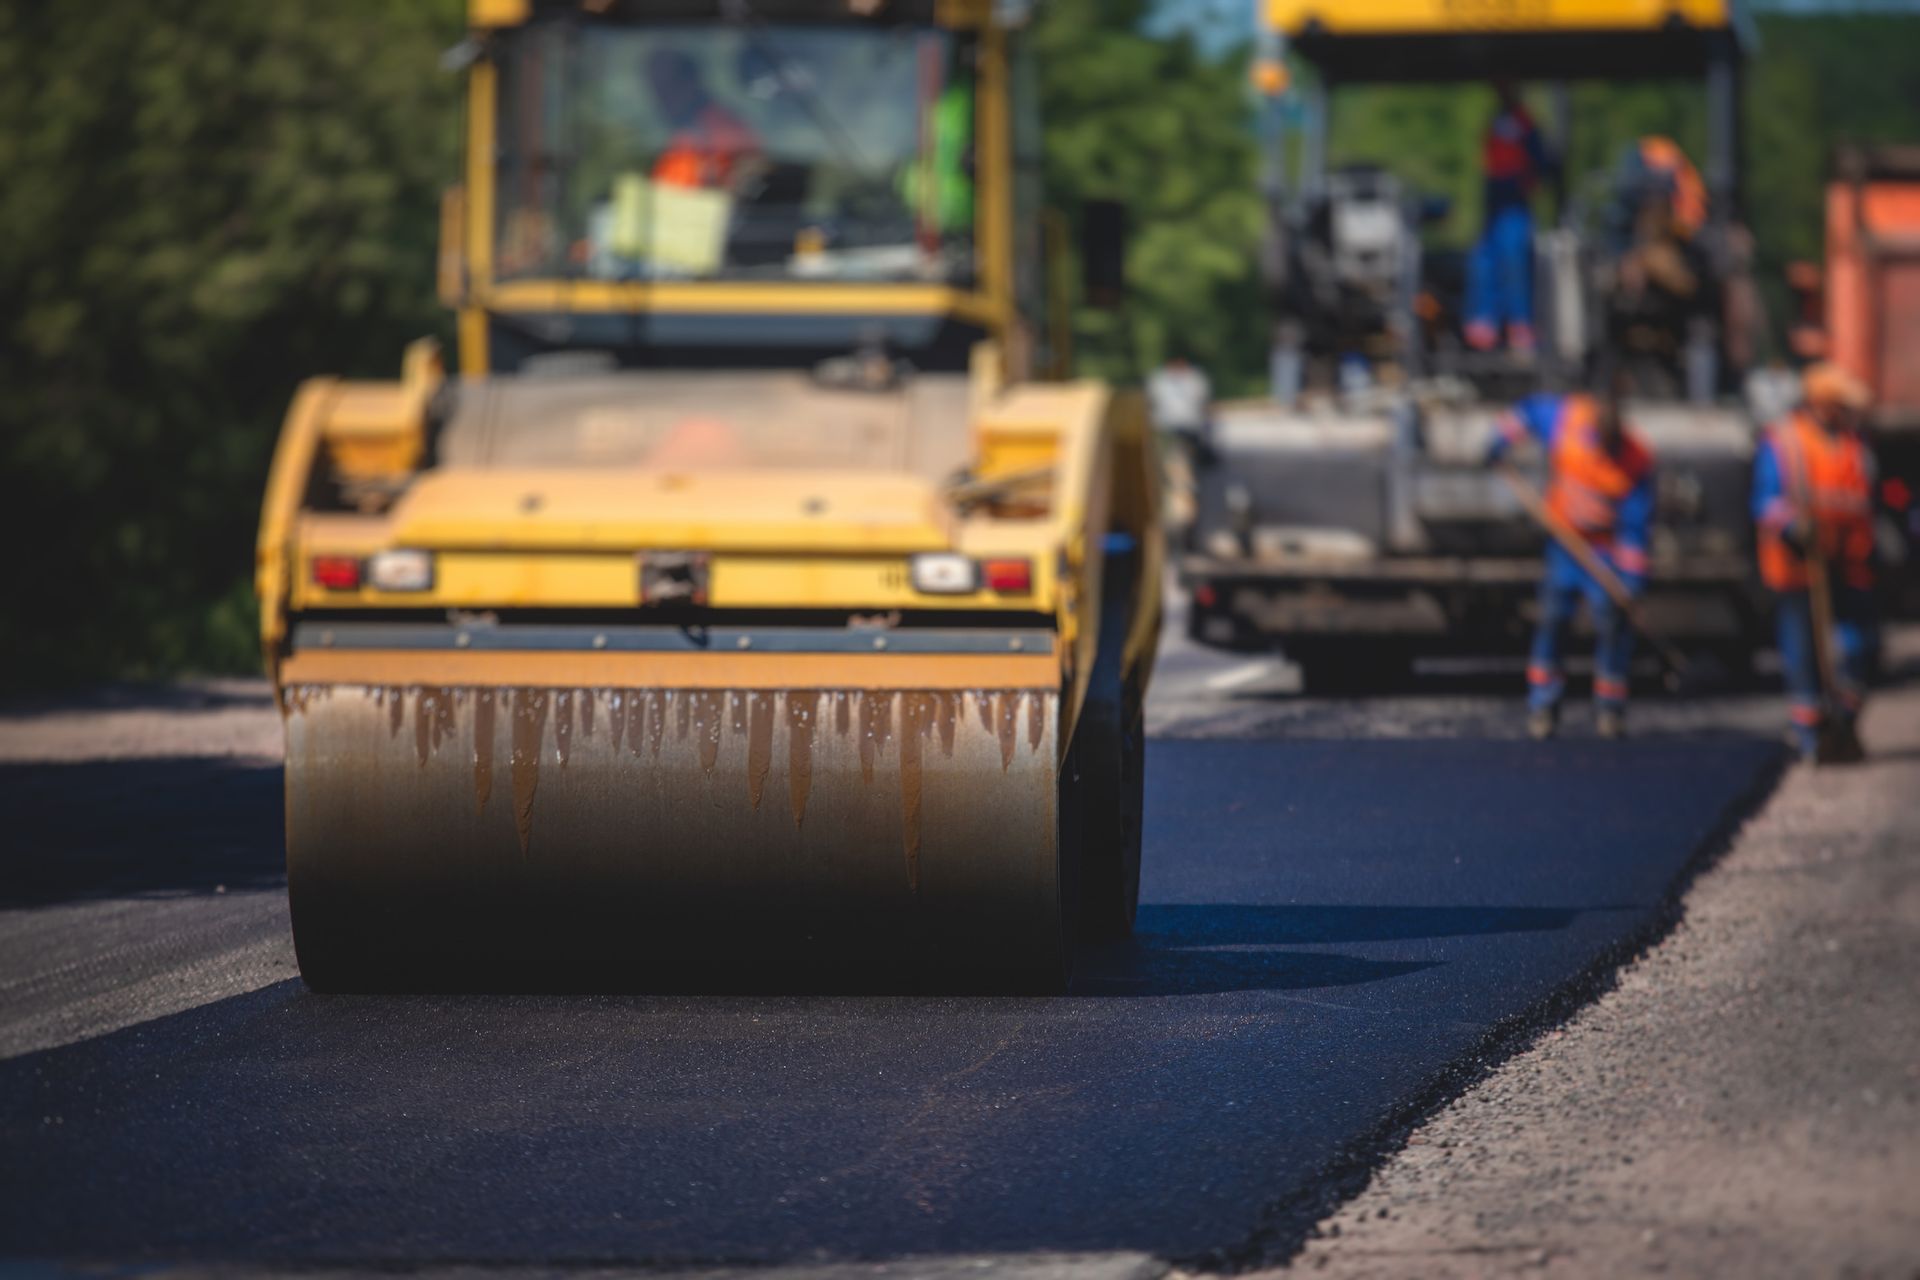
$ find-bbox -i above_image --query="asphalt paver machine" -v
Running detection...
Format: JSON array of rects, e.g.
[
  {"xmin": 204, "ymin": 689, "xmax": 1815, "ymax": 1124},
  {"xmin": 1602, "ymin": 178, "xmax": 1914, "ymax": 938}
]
[{"xmin": 1182, "ymin": 0, "xmax": 1769, "ymax": 684}]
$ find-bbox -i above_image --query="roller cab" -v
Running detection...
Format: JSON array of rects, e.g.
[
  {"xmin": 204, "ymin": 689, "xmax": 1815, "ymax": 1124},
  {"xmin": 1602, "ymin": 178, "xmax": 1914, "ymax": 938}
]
[{"xmin": 255, "ymin": 0, "xmax": 1161, "ymax": 992}]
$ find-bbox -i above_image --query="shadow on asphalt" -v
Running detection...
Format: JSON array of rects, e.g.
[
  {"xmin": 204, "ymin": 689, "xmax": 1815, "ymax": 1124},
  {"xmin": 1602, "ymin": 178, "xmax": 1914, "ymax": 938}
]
[
  {"xmin": 1143, "ymin": 901, "xmax": 1590, "ymax": 943},
  {"xmin": 1074, "ymin": 944, "xmax": 1436, "ymax": 996},
  {"xmin": 1073, "ymin": 904, "xmax": 1596, "ymax": 996},
  {"xmin": 0, "ymin": 757, "xmax": 285, "ymax": 907},
  {"xmin": 0, "ymin": 681, "xmax": 274, "ymax": 719}
]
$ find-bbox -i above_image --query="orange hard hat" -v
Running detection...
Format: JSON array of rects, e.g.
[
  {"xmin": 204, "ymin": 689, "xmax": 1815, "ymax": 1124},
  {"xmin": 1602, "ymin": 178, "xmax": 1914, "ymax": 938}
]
[
  {"xmin": 1251, "ymin": 58, "xmax": 1290, "ymax": 97},
  {"xmin": 1802, "ymin": 362, "xmax": 1871, "ymax": 411}
]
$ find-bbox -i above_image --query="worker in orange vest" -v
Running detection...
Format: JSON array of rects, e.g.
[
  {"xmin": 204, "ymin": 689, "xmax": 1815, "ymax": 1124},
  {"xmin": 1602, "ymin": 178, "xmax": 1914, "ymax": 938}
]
[
  {"xmin": 1488, "ymin": 372, "xmax": 1655, "ymax": 740},
  {"xmin": 1751, "ymin": 363, "xmax": 1880, "ymax": 762},
  {"xmin": 1636, "ymin": 137, "xmax": 1707, "ymax": 240},
  {"xmin": 647, "ymin": 48, "xmax": 760, "ymax": 191}
]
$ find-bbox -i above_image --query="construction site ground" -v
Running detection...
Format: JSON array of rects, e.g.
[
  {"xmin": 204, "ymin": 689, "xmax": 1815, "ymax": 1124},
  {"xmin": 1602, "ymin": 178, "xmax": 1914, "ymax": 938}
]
[{"xmin": 0, "ymin": 620, "xmax": 1914, "ymax": 1276}]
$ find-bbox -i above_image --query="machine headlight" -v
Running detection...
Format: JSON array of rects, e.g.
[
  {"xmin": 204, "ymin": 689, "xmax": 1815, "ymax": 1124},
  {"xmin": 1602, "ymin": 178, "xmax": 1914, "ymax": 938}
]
[
  {"xmin": 910, "ymin": 553, "xmax": 979, "ymax": 595},
  {"xmin": 366, "ymin": 549, "xmax": 435, "ymax": 593}
]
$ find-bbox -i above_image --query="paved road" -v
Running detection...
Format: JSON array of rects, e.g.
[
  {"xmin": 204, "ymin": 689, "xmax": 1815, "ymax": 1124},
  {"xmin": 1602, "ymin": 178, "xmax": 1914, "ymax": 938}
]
[{"xmin": 0, "ymin": 639, "xmax": 1785, "ymax": 1269}]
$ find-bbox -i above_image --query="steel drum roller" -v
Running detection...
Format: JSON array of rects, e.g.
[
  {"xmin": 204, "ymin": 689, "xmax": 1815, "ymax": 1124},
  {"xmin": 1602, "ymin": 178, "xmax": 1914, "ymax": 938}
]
[{"xmin": 283, "ymin": 679, "xmax": 1064, "ymax": 991}]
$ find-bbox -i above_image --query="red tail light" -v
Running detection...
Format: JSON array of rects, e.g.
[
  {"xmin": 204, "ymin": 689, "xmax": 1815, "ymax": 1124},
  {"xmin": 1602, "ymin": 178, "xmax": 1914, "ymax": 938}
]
[
  {"xmin": 1884, "ymin": 477, "xmax": 1912, "ymax": 511},
  {"xmin": 982, "ymin": 558, "xmax": 1032, "ymax": 594},
  {"xmin": 310, "ymin": 556, "xmax": 362, "ymax": 591}
]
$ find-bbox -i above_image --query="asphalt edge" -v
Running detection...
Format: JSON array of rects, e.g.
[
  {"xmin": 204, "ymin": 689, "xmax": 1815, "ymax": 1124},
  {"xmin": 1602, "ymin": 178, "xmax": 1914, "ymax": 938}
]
[{"xmin": 1186, "ymin": 738, "xmax": 1793, "ymax": 1275}]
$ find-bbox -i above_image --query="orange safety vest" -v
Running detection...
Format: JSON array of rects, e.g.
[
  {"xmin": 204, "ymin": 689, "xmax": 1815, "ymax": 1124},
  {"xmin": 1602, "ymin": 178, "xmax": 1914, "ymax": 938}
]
[
  {"xmin": 1638, "ymin": 137, "xmax": 1707, "ymax": 240},
  {"xmin": 653, "ymin": 105, "xmax": 757, "ymax": 190},
  {"xmin": 1758, "ymin": 411, "xmax": 1876, "ymax": 592},
  {"xmin": 1546, "ymin": 395, "xmax": 1653, "ymax": 545}
]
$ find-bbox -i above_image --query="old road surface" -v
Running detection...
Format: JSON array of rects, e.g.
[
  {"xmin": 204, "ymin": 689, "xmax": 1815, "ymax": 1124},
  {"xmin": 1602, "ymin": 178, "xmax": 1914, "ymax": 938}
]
[{"xmin": 0, "ymin": 622, "xmax": 1787, "ymax": 1273}]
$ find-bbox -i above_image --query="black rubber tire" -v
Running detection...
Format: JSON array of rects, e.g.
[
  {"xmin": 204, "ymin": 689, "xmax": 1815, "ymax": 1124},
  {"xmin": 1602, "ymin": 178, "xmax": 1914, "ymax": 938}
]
[
  {"xmin": 1077, "ymin": 538, "xmax": 1147, "ymax": 944},
  {"xmin": 1078, "ymin": 697, "xmax": 1144, "ymax": 943}
]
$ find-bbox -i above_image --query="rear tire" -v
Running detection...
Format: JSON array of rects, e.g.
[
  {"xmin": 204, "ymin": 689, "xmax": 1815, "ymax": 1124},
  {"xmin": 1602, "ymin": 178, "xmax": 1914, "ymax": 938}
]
[
  {"xmin": 1079, "ymin": 535, "xmax": 1147, "ymax": 944},
  {"xmin": 1078, "ymin": 695, "xmax": 1144, "ymax": 942}
]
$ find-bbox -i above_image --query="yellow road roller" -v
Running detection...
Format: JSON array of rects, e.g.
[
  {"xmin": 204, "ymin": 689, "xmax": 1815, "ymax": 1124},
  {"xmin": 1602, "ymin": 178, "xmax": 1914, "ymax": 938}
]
[{"xmin": 255, "ymin": 0, "xmax": 1161, "ymax": 992}]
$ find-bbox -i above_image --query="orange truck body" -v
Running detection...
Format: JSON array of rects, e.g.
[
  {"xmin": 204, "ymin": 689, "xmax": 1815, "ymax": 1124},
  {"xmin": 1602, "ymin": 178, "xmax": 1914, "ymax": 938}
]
[
  {"xmin": 1818, "ymin": 145, "xmax": 1920, "ymax": 613},
  {"xmin": 1826, "ymin": 146, "xmax": 1920, "ymax": 431}
]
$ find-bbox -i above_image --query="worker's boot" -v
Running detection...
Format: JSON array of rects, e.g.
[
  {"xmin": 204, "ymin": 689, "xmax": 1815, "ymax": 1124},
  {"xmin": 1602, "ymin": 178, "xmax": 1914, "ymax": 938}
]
[
  {"xmin": 1465, "ymin": 319, "xmax": 1499, "ymax": 352},
  {"xmin": 1596, "ymin": 706, "xmax": 1627, "ymax": 740},
  {"xmin": 1527, "ymin": 703, "xmax": 1559, "ymax": 741},
  {"xmin": 1508, "ymin": 321, "xmax": 1537, "ymax": 356}
]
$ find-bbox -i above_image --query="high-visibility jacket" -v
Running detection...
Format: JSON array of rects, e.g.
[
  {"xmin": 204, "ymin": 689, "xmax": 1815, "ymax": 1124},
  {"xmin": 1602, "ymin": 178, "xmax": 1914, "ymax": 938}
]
[
  {"xmin": 1492, "ymin": 393, "xmax": 1656, "ymax": 577},
  {"xmin": 897, "ymin": 79, "xmax": 975, "ymax": 235},
  {"xmin": 653, "ymin": 104, "xmax": 758, "ymax": 190},
  {"xmin": 1752, "ymin": 410, "xmax": 1877, "ymax": 592},
  {"xmin": 1638, "ymin": 136, "xmax": 1707, "ymax": 240}
]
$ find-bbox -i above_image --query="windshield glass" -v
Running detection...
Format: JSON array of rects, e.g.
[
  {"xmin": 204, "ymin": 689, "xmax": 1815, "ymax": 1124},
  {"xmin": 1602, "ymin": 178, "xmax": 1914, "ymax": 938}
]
[{"xmin": 494, "ymin": 21, "xmax": 976, "ymax": 285}]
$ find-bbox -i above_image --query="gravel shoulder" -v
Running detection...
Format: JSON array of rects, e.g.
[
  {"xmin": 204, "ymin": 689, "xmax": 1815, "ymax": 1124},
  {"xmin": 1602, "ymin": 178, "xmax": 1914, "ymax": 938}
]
[{"xmin": 1278, "ymin": 641, "xmax": 1920, "ymax": 1277}]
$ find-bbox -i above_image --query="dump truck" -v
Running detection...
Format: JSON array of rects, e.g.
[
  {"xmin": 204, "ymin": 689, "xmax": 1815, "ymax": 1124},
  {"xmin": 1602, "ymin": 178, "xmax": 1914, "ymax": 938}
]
[
  {"xmin": 1181, "ymin": 0, "xmax": 1768, "ymax": 684},
  {"xmin": 255, "ymin": 0, "xmax": 1161, "ymax": 992},
  {"xmin": 1792, "ymin": 144, "xmax": 1920, "ymax": 615}
]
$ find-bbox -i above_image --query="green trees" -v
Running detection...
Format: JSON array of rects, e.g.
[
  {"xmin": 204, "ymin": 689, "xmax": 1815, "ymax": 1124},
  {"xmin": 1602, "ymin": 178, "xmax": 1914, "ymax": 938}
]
[
  {"xmin": 1742, "ymin": 15, "xmax": 1920, "ymax": 285},
  {"xmin": 0, "ymin": 0, "xmax": 458, "ymax": 685},
  {"xmin": 1034, "ymin": 0, "xmax": 1264, "ymax": 389}
]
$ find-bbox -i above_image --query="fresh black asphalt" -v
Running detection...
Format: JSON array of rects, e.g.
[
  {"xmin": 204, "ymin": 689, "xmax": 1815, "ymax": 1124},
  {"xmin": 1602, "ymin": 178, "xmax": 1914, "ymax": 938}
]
[{"xmin": 0, "ymin": 734, "xmax": 1779, "ymax": 1267}]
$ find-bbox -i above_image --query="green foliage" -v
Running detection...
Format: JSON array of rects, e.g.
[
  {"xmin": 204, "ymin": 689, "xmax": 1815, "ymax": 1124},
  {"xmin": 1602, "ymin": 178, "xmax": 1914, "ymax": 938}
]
[
  {"xmin": 0, "ymin": 0, "xmax": 460, "ymax": 687},
  {"xmin": 3, "ymin": 2, "xmax": 1914, "ymax": 683},
  {"xmin": 1034, "ymin": 0, "xmax": 1265, "ymax": 391},
  {"xmin": 1743, "ymin": 15, "xmax": 1920, "ymax": 279}
]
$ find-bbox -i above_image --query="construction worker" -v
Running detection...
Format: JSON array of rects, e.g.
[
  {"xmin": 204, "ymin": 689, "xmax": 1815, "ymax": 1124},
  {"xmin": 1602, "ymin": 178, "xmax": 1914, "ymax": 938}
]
[
  {"xmin": 1147, "ymin": 351, "xmax": 1212, "ymax": 439},
  {"xmin": 648, "ymin": 49, "xmax": 761, "ymax": 191},
  {"xmin": 1610, "ymin": 137, "xmax": 1707, "ymax": 248},
  {"xmin": 1465, "ymin": 81, "xmax": 1554, "ymax": 355},
  {"xmin": 1487, "ymin": 372, "xmax": 1655, "ymax": 740},
  {"xmin": 1752, "ymin": 363, "xmax": 1879, "ymax": 763}
]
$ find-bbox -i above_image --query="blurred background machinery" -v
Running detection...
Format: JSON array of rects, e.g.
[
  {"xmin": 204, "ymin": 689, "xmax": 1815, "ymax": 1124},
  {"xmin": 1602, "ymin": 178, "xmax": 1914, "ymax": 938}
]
[{"xmin": 1181, "ymin": 0, "xmax": 1770, "ymax": 686}]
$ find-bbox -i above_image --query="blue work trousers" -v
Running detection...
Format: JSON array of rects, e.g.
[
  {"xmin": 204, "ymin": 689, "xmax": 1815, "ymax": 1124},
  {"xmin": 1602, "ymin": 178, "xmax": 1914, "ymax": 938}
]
[
  {"xmin": 1774, "ymin": 585, "xmax": 1878, "ymax": 751},
  {"xmin": 1468, "ymin": 203, "xmax": 1535, "ymax": 332},
  {"xmin": 1528, "ymin": 543, "xmax": 1636, "ymax": 712}
]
